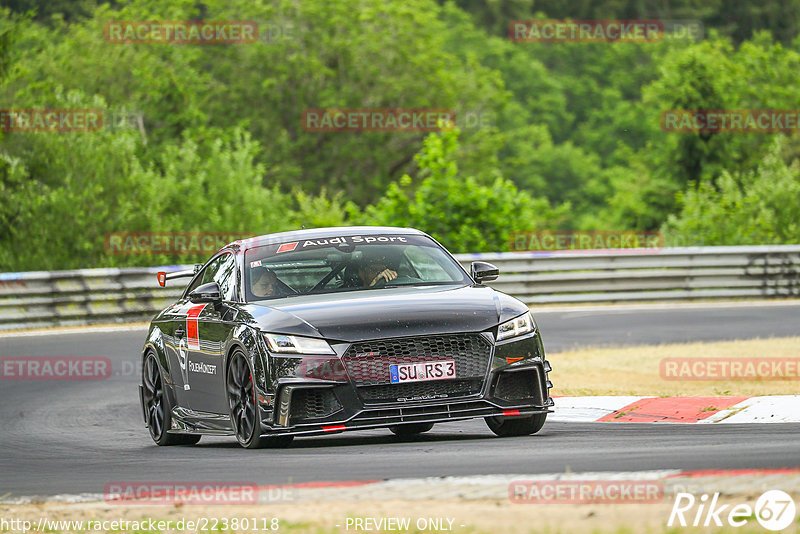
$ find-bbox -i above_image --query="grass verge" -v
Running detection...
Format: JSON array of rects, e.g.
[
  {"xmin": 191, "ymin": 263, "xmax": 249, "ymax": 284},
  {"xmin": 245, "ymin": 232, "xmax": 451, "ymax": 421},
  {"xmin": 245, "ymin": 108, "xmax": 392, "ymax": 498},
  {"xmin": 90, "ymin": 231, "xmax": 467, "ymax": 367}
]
[
  {"xmin": 2, "ymin": 496, "xmax": 799, "ymax": 534},
  {"xmin": 549, "ymin": 337, "xmax": 800, "ymax": 396}
]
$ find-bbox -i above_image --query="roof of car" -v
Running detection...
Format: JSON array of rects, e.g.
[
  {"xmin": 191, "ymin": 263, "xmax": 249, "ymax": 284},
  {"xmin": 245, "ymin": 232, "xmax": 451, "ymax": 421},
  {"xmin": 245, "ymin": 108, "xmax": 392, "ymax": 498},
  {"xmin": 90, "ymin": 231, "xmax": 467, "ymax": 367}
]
[{"xmin": 222, "ymin": 226, "xmax": 427, "ymax": 252}]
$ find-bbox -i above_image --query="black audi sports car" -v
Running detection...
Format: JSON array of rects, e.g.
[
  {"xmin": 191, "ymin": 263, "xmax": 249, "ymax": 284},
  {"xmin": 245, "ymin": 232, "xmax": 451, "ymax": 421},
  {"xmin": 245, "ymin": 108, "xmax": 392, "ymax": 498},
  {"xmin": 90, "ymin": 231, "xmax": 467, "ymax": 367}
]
[{"xmin": 139, "ymin": 227, "xmax": 553, "ymax": 448}]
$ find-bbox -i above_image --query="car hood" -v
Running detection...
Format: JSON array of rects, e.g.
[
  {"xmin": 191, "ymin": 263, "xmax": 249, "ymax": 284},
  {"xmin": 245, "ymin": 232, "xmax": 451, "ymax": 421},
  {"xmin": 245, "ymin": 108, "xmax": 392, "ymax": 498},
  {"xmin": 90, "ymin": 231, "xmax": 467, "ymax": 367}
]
[{"xmin": 243, "ymin": 284, "xmax": 528, "ymax": 342}]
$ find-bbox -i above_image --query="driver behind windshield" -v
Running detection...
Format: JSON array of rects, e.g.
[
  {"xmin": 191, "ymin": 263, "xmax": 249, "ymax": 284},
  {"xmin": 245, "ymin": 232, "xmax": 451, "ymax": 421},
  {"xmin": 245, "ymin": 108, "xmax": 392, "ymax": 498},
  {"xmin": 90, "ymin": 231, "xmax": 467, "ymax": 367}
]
[
  {"xmin": 357, "ymin": 256, "xmax": 398, "ymax": 287},
  {"xmin": 251, "ymin": 266, "xmax": 281, "ymax": 298}
]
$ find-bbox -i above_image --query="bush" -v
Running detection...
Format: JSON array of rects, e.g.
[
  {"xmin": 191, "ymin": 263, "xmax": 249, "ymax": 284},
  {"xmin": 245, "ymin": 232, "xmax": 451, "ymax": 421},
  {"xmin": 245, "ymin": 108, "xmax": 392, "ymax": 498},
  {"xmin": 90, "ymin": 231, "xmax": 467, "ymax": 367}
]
[
  {"xmin": 662, "ymin": 137, "xmax": 800, "ymax": 246},
  {"xmin": 359, "ymin": 127, "xmax": 566, "ymax": 252}
]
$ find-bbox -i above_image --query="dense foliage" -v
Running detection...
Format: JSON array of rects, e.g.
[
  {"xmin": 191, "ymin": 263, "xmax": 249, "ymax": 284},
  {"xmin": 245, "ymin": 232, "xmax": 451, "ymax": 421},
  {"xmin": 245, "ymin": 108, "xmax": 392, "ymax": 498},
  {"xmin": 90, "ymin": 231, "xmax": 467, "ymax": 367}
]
[{"xmin": 1, "ymin": 0, "xmax": 799, "ymax": 270}]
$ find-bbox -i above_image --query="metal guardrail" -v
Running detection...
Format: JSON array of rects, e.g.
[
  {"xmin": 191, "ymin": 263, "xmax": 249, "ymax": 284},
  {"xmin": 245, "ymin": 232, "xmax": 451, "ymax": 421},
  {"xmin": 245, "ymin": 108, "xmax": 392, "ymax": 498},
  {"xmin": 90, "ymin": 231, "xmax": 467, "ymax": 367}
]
[
  {"xmin": 0, "ymin": 266, "xmax": 184, "ymax": 331},
  {"xmin": 0, "ymin": 246, "xmax": 798, "ymax": 330},
  {"xmin": 461, "ymin": 245, "xmax": 800, "ymax": 304}
]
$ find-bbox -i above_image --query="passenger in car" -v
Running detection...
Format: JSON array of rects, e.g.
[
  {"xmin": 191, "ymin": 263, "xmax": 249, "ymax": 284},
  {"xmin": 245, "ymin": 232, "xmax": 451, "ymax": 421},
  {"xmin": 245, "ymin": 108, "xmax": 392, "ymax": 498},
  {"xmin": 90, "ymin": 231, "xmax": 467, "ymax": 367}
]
[{"xmin": 357, "ymin": 257, "xmax": 398, "ymax": 287}]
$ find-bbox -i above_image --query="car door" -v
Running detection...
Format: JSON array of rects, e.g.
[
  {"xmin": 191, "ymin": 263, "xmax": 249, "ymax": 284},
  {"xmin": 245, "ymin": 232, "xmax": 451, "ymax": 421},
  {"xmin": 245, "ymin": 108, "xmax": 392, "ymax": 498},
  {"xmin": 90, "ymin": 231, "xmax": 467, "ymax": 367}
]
[
  {"xmin": 160, "ymin": 258, "xmax": 221, "ymax": 410},
  {"xmin": 158, "ymin": 298, "xmax": 194, "ymax": 409},
  {"xmin": 184, "ymin": 252, "xmax": 240, "ymax": 414}
]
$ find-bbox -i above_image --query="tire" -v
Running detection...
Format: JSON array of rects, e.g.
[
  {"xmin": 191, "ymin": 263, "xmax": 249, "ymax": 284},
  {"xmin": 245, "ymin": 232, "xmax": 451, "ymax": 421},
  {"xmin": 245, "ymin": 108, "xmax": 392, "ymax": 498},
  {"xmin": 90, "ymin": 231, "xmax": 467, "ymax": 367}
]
[
  {"xmin": 389, "ymin": 422, "xmax": 434, "ymax": 438},
  {"xmin": 227, "ymin": 349, "xmax": 293, "ymax": 449},
  {"xmin": 142, "ymin": 353, "xmax": 201, "ymax": 446},
  {"xmin": 485, "ymin": 413, "xmax": 546, "ymax": 437}
]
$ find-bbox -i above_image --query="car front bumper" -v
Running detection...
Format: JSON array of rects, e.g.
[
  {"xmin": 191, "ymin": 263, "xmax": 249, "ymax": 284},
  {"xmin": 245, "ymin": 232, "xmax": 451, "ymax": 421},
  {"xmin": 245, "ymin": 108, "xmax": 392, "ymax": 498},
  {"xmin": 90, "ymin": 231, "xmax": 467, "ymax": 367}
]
[{"xmin": 258, "ymin": 331, "xmax": 554, "ymax": 437}]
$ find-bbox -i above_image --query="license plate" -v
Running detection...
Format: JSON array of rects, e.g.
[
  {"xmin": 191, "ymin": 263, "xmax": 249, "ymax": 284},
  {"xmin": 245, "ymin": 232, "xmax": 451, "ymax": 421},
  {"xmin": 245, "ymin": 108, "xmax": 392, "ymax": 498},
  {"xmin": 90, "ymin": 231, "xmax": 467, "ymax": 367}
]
[{"xmin": 389, "ymin": 360, "xmax": 456, "ymax": 384}]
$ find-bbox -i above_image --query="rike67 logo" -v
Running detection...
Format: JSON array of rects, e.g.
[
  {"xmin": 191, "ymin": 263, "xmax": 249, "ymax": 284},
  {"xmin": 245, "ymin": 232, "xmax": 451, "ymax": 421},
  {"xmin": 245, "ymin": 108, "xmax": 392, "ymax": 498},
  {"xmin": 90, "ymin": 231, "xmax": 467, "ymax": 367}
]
[{"xmin": 668, "ymin": 490, "xmax": 797, "ymax": 531}]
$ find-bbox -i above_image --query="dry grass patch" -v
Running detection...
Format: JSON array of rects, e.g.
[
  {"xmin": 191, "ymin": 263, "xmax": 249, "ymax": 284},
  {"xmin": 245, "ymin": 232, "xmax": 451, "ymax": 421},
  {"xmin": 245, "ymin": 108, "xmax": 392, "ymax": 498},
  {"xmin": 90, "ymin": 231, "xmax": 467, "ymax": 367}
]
[{"xmin": 549, "ymin": 337, "xmax": 800, "ymax": 397}]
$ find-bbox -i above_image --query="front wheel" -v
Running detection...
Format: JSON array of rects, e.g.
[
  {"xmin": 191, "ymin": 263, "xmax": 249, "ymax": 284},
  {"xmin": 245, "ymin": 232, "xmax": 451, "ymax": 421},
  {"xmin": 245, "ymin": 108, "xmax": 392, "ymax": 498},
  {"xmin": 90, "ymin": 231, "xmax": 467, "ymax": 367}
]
[
  {"xmin": 485, "ymin": 413, "xmax": 546, "ymax": 437},
  {"xmin": 142, "ymin": 353, "xmax": 200, "ymax": 446},
  {"xmin": 227, "ymin": 349, "xmax": 293, "ymax": 449}
]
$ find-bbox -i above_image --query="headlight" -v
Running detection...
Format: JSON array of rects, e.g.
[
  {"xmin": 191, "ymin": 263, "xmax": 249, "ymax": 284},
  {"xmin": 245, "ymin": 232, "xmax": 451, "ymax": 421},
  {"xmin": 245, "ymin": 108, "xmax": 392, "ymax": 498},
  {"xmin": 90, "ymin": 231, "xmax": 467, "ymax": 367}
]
[
  {"xmin": 263, "ymin": 333, "xmax": 335, "ymax": 355},
  {"xmin": 496, "ymin": 311, "xmax": 535, "ymax": 341}
]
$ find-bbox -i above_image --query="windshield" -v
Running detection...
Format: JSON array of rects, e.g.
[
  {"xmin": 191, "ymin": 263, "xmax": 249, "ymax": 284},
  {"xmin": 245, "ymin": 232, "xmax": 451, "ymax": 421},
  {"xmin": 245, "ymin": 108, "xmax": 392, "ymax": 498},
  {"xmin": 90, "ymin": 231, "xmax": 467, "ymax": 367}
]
[{"xmin": 244, "ymin": 234, "xmax": 470, "ymax": 302}]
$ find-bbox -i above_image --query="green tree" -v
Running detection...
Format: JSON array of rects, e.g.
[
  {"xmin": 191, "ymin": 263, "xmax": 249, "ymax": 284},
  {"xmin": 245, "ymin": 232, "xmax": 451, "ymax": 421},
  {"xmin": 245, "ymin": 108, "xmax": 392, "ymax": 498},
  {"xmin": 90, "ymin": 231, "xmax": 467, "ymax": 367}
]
[
  {"xmin": 359, "ymin": 127, "xmax": 566, "ymax": 252},
  {"xmin": 0, "ymin": 90, "xmax": 159, "ymax": 270},
  {"xmin": 662, "ymin": 137, "xmax": 800, "ymax": 246},
  {"xmin": 602, "ymin": 31, "xmax": 800, "ymax": 229},
  {"xmin": 450, "ymin": 0, "xmax": 800, "ymax": 45},
  {"xmin": 0, "ymin": 89, "xmax": 292, "ymax": 270}
]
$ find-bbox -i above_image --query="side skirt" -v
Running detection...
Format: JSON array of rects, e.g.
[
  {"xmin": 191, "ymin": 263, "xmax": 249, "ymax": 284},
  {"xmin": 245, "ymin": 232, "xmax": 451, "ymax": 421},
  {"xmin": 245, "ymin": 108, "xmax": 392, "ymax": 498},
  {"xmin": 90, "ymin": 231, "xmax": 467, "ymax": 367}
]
[{"xmin": 170, "ymin": 406, "xmax": 234, "ymax": 436}]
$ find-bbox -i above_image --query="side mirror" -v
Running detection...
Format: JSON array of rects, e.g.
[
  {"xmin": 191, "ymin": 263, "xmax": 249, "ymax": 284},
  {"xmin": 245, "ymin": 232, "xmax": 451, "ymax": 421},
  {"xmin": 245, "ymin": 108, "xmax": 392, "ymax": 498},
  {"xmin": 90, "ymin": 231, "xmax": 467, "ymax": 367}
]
[
  {"xmin": 471, "ymin": 261, "xmax": 499, "ymax": 283},
  {"xmin": 188, "ymin": 282, "xmax": 221, "ymax": 303}
]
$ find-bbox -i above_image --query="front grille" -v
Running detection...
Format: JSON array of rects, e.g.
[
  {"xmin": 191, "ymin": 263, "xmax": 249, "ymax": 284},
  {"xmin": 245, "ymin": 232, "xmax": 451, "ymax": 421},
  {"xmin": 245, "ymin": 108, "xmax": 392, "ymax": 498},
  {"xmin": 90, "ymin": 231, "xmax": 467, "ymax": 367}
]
[
  {"xmin": 360, "ymin": 378, "xmax": 483, "ymax": 402},
  {"xmin": 342, "ymin": 334, "xmax": 492, "ymax": 403},
  {"xmin": 494, "ymin": 368, "xmax": 545, "ymax": 404},
  {"xmin": 290, "ymin": 388, "xmax": 342, "ymax": 422}
]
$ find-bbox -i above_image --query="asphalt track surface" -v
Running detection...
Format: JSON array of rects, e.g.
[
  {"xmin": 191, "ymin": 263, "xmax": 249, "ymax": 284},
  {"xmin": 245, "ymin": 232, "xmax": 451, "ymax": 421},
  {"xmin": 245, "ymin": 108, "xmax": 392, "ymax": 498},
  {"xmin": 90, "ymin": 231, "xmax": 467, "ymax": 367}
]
[{"xmin": 1, "ymin": 302, "xmax": 798, "ymax": 498}]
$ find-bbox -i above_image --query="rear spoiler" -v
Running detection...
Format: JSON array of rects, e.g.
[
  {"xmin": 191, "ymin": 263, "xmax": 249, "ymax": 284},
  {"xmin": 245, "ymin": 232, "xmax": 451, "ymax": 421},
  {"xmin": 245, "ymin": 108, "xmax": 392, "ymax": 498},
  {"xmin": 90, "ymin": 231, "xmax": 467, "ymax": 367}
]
[{"xmin": 157, "ymin": 265, "xmax": 201, "ymax": 287}]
